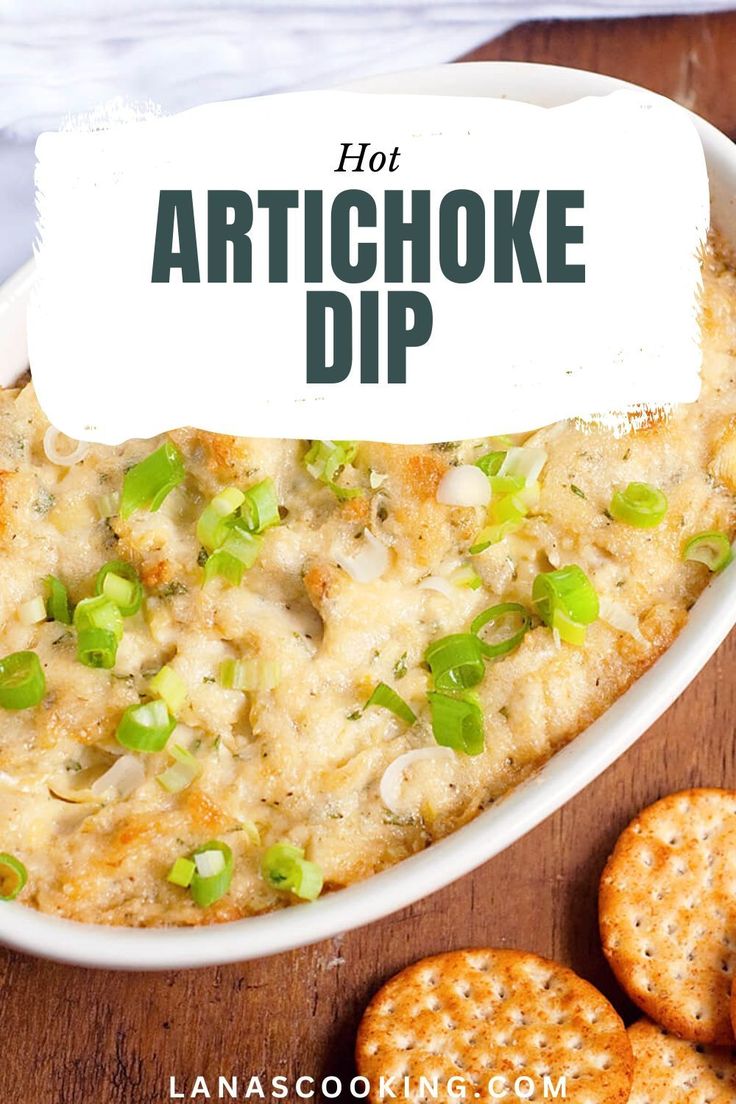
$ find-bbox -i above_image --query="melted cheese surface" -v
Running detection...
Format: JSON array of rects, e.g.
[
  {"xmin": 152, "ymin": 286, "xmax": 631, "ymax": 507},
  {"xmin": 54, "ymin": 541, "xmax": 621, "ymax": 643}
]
[{"xmin": 1, "ymin": 245, "xmax": 736, "ymax": 926}]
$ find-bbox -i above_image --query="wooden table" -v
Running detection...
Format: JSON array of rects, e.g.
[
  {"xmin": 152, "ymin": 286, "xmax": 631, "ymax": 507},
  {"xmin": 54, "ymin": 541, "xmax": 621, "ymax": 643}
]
[{"xmin": 4, "ymin": 11, "xmax": 736, "ymax": 1103}]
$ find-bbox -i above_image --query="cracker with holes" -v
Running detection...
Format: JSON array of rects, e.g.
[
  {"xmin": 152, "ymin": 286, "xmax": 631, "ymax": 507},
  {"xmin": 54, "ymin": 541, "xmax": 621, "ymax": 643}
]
[
  {"xmin": 355, "ymin": 948, "xmax": 633, "ymax": 1103},
  {"xmin": 599, "ymin": 788, "xmax": 736, "ymax": 1045},
  {"xmin": 627, "ymin": 1017, "xmax": 736, "ymax": 1102}
]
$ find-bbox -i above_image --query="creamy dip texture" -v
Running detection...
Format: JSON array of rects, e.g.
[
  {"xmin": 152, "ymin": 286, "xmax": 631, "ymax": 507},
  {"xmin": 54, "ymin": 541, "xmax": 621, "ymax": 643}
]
[{"xmin": 0, "ymin": 242, "xmax": 735, "ymax": 926}]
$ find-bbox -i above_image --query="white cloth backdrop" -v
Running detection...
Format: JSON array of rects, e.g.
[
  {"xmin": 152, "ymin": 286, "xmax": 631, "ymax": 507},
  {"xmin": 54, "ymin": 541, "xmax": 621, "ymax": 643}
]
[{"xmin": 1, "ymin": 0, "xmax": 734, "ymax": 279}]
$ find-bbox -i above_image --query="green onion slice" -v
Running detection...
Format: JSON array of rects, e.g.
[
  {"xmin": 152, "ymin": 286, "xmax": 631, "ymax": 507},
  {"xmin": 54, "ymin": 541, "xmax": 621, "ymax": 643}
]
[
  {"xmin": 196, "ymin": 486, "xmax": 245, "ymax": 552},
  {"xmin": 241, "ymin": 478, "xmax": 280, "ymax": 533},
  {"xmin": 471, "ymin": 603, "xmax": 532, "ymax": 659},
  {"xmin": 428, "ymin": 691, "xmax": 484, "ymax": 756},
  {"xmin": 44, "ymin": 575, "xmax": 72, "ymax": 625},
  {"xmin": 157, "ymin": 743, "xmax": 202, "ymax": 793},
  {"xmin": 489, "ymin": 474, "xmax": 526, "ymax": 495},
  {"xmin": 95, "ymin": 560, "xmax": 143, "ymax": 617},
  {"xmin": 609, "ymin": 481, "xmax": 667, "ymax": 528},
  {"xmin": 470, "ymin": 489, "xmax": 530, "ymax": 554},
  {"xmin": 470, "ymin": 519, "xmax": 521, "ymax": 554},
  {"xmin": 303, "ymin": 440, "xmax": 362, "ymax": 499},
  {"xmin": 532, "ymin": 565, "xmax": 599, "ymax": 646},
  {"xmin": 222, "ymin": 527, "xmax": 262, "ymax": 567},
  {"xmin": 218, "ymin": 658, "xmax": 281, "ymax": 692},
  {"xmin": 0, "ymin": 853, "xmax": 28, "ymax": 900},
  {"xmin": 425, "ymin": 633, "xmax": 485, "ymax": 691},
  {"xmin": 364, "ymin": 682, "xmax": 416, "ymax": 725},
  {"xmin": 120, "ymin": 441, "xmax": 185, "ymax": 520},
  {"xmin": 73, "ymin": 595, "xmax": 124, "ymax": 643},
  {"xmin": 451, "ymin": 564, "xmax": 482, "ymax": 590},
  {"xmin": 683, "ymin": 531, "xmax": 734, "ymax": 573},
  {"xmin": 475, "ymin": 451, "xmax": 506, "ymax": 476},
  {"xmin": 261, "ymin": 841, "xmax": 324, "ymax": 901},
  {"xmin": 149, "ymin": 664, "xmax": 188, "ymax": 715},
  {"xmin": 77, "ymin": 627, "xmax": 118, "ymax": 669},
  {"xmin": 167, "ymin": 856, "xmax": 195, "ymax": 888},
  {"xmin": 203, "ymin": 549, "xmax": 245, "ymax": 587},
  {"xmin": 116, "ymin": 699, "xmax": 176, "ymax": 752},
  {"xmin": 497, "ymin": 446, "xmax": 547, "ymax": 487},
  {"xmin": 0, "ymin": 651, "xmax": 46, "ymax": 710},
  {"xmin": 190, "ymin": 841, "xmax": 234, "ymax": 908},
  {"xmin": 289, "ymin": 857, "xmax": 324, "ymax": 901}
]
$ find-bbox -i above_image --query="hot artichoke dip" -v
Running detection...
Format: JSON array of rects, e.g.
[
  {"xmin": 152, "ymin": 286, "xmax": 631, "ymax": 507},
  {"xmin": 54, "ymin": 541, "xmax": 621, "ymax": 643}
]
[{"xmin": 0, "ymin": 240, "xmax": 735, "ymax": 925}]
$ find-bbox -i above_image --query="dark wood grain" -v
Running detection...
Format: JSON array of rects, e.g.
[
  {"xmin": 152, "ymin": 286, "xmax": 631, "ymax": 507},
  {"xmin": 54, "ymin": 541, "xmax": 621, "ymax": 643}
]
[{"xmin": 4, "ymin": 12, "xmax": 736, "ymax": 1104}]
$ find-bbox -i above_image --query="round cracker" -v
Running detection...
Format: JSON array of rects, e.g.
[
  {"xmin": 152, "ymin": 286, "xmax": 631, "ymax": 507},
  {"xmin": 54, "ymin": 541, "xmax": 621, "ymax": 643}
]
[
  {"xmin": 599, "ymin": 788, "xmax": 736, "ymax": 1044},
  {"xmin": 356, "ymin": 948, "xmax": 633, "ymax": 1103},
  {"xmin": 627, "ymin": 1017, "xmax": 736, "ymax": 1102}
]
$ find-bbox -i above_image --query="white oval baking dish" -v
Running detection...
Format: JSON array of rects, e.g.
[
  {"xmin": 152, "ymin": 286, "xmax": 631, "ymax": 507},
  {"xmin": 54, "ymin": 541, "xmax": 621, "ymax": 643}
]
[{"xmin": 2, "ymin": 61, "xmax": 736, "ymax": 969}]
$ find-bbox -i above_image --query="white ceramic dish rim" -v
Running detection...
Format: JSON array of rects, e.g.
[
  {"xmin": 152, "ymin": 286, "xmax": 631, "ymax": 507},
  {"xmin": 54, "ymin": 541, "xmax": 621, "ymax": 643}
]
[{"xmin": 2, "ymin": 61, "xmax": 736, "ymax": 970}]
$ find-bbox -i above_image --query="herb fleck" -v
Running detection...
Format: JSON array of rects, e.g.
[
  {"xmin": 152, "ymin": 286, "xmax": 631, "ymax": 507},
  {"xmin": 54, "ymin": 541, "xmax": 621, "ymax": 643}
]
[{"xmin": 393, "ymin": 652, "xmax": 408, "ymax": 680}]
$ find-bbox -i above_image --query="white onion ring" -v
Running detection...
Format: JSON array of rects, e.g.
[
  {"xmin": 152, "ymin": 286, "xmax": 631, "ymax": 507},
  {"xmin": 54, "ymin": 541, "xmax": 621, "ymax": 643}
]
[
  {"xmin": 90, "ymin": 755, "xmax": 145, "ymax": 799},
  {"xmin": 379, "ymin": 746, "xmax": 456, "ymax": 816},
  {"xmin": 337, "ymin": 529, "xmax": 389, "ymax": 583},
  {"xmin": 43, "ymin": 426, "xmax": 89, "ymax": 467},
  {"xmin": 436, "ymin": 465, "xmax": 490, "ymax": 507},
  {"xmin": 418, "ymin": 576, "xmax": 455, "ymax": 599}
]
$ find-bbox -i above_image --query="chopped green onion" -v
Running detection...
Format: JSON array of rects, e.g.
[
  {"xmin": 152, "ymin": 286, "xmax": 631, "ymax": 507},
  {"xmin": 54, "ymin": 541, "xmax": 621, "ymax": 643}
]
[
  {"xmin": 490, "ymin": 493, "xmax": 528, "ymax": 525},
  {"xmin": 470, "ymin": 489, "xmax": 530, "ymax": 554},
  {"xmin": 471, "ymin": 603, "xmax": 532, "ymax": 659},
  {"xmin": 609, "ymin": 482, "xmax": 667, "ymax": 528},
  {"xmin": 202, "ymin": 549, "xmax": 245, "ymax": 586},
  {"xmin": 19, "ymin": 596, "xmax": 47, "ymax": 626},
  {"xmin": 497, "ymin": 447, "xmax": 547, "ymax": 487},
  {"xmin": 241, "ymin": 479, "xmax": 280, "ymax": 533},
  {"xmin": 95, "ymin": 560, "xmax": 143, "ymax": 616},
  {"xmin": 0, "ymin": 853, "xmax": 28, "ymax": 900},
  {"xmin": 549, "ymin": 608, "xmax": 587, "ymax": 646},
  {"xmin": 157, "ymin": 743, "xmax": 202, "ymax": 793},
  {"xmin": 77, "ymin": 627, "xmax": 118, "ymax": 669},
  {"xmin": 196, "ymin": 486, "xmax": 245, "ymax": 552},
  {"xmin": 451, "ymin": 564, "xmax": 482, "ymax": 590},
  {"xmin": 425, "ymin": 633, "xmax": 485, "ymax": 691},
  {"xmin": 222, "ymin": 526, "xmax": 263, "ymax": 566},
  {"xmin": 683, "ymin": 531, "xmax": 734, "ymax": 573},
  {"xmin": 532, "ymin": 565, "xmax": 599, "ymax": 646},
  {"xmin": 44, "ymin": 575, "xmax": 72, "ymax": 624},
  {"xmin": 289, "ymin": 857, "xmax": 324, "ymax": 900},
  {"xmin": 0, "ymin": 651, "xmax": 45, "ymax": 710},
  {"xmin": 116, "ymin": 699, "xmax": 176, "ymax": 752},
  {"xmin": 261, "ymin": 841, "xmax": 324, "ymax": 901},
  {"xmin": 149, "ymin": 664, "xmax": 188, "ymax": 715},
  {"xmin": 167, "ymin": 856, "xmax": 195, "ymax": 888},
  {"xmin": 428, "ymin": 691, "xmax": 484, "ymax": 756},
  {"xmin": 304, "ymin": 440, "xmax": 362, "ymax": 499},
  {"xmin": 218, "ymin": 657, "xmax": 281, "ymax": 691},
  {"xmin": 470, "ymin": 519, "xmax": 521, "ymax": 554},
  {"xmin": 120, "ymin": 441, "xmax": 185, "ymax": 520},
  {"xmin": 190, "ymin": 840, "xmax": 234, "ymax": 908},
  {"xmin": 364, "ymin": 682, "xmax": 416, "ymax": 725},
  {"xmin": 73, "ymin": 595, "xmax": 124, "ymax": 642},
  {"xmin": 475, "ymin": 451, "xmax": 506, "ymax": 476},
  {"xmin": 203, "ymin": 526, "xmax": 263, "ymax": 586},
  {"xmin": 489, "ymin": 474, "xmax": 525, "ymax": 495}
]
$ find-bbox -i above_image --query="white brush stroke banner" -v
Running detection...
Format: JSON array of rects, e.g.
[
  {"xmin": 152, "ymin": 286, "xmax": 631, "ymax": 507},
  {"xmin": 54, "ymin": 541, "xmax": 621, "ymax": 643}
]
[{"xmin": 30, "ymin": 88, "xmax": 708, "ymax": 445}]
